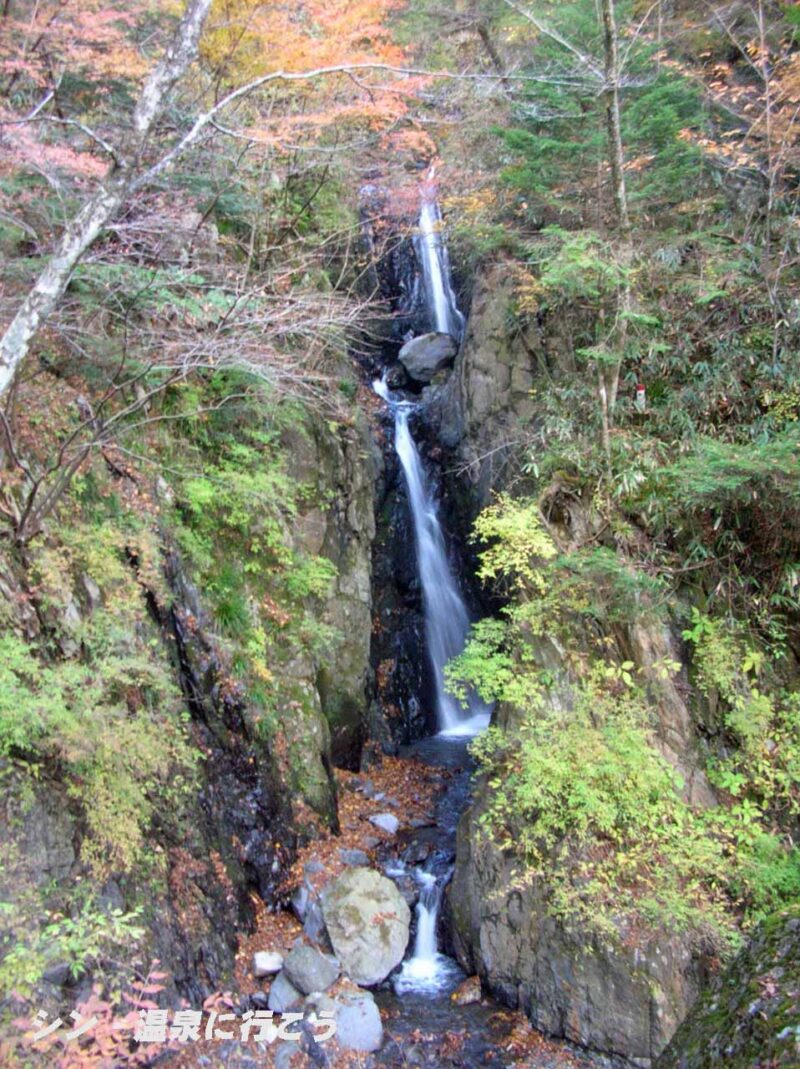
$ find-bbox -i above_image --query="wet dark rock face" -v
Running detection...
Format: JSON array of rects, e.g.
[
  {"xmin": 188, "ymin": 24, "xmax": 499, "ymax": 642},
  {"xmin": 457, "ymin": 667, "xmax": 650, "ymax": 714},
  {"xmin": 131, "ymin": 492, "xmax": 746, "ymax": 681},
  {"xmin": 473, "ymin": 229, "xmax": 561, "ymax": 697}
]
[
  {"xmin": 167, "ymin": 555, "xmax": 293, "ymax": 897},
  {"xmin": 142, "ymin": 552, "xmax": 294, "ymax": 1004},
  {"xmin": 359, "ymin": 186, "xmax": 430, "ymax": 347},
  {"xmin": 359, "ymin": 194, "xmax": 436, "ymax": 750}
]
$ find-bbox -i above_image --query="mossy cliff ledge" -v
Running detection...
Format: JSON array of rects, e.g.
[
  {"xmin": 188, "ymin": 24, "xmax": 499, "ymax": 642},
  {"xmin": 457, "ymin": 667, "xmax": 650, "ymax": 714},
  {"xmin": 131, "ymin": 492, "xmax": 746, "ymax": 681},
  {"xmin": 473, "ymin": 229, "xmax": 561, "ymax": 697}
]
[
  {"xmin": 655, "ymin": 907, "xmax": 800, "ymax": 1069},
  {"xmin": 0, "ymin": 395, "xmax": 381, "ymax": 1005}
]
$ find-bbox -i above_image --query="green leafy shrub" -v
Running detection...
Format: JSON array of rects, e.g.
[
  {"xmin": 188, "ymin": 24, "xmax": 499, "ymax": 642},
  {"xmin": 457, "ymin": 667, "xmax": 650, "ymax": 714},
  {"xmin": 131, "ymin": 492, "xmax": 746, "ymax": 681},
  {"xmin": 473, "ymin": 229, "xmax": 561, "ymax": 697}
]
[
  {"xmin": 0, "ymin": 896, "xmax": 144, "ymax": 998},
  {"xmin": 0, "ymin": 623, "xmax": 193, "ymax": 878},
  {"xmin": 452, "ymin": 496, "xmax": 800, "ymax": 952},
  {"xmin": 684, "ymin": 610, "xmax": 800, "ymax": 839},
  {"xmin": 167, "ymin": 387, "xmax": 340, "ymax": 718},
  {"xmin": 468, "ymin": 666, "xmax": 734, "ymax": 946}
]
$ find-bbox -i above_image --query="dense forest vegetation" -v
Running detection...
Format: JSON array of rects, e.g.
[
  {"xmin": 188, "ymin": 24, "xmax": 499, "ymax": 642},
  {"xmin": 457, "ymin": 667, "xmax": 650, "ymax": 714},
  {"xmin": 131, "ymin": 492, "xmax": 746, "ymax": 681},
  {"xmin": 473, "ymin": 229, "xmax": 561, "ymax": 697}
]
[{"xmin": 1, "ymin": 1, "xmax": 799, "ymax": 1067}]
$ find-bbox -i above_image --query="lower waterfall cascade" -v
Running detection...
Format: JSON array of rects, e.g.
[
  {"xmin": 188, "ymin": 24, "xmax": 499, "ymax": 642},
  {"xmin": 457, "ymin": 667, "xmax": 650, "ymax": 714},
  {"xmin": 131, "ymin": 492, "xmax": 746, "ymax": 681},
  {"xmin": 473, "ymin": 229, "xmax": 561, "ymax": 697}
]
[{"xmin": 393, "ymin": 865, "xmax": 461, "ymax": 995}]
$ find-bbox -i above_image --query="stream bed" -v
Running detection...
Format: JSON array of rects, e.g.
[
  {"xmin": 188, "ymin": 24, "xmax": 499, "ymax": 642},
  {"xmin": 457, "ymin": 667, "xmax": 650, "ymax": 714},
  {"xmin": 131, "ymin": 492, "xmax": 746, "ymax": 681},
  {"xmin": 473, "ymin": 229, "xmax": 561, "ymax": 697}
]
[{"xmin": 373, "ymin": 735, "xmax": 612, "ymax": 1069}]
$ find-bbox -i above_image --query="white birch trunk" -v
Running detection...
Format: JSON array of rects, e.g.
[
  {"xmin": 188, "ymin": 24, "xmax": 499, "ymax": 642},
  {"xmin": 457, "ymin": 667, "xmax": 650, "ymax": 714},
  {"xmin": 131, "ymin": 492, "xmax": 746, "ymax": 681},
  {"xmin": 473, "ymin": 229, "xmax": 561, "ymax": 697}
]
[{"xmin": 0, "ymin": 0, "xmax": 212, "ymax": 398}]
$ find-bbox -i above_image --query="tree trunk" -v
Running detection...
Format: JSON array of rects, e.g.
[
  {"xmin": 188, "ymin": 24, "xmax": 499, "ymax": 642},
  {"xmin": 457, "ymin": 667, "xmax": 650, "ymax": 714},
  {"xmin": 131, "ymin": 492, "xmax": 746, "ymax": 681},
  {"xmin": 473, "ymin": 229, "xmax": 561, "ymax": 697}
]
[
  {"xmin": 0, "ymin": 0, "xmax": 212, "ymax": 399},
  {"xmin": 476, "ymin": 22, "xmax": 510, "ymax": 89},
  {"xmin": 600, "ymin": 0, "xmax": 632, "ymax": 427},
  {"xmin": 601, "ymin": 0, "xmax": 630, "ymax": 238}
]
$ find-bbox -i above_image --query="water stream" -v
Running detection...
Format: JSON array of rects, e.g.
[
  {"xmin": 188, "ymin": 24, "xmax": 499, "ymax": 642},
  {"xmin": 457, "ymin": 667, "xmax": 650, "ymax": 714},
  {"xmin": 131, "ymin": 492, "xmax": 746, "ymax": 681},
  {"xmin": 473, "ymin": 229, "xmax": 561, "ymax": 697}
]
[
  {"xmin": 394, "ymin": 864, "xmax": 460, "ymax": 995},
  {"xmin": 376, "ymin": 384, "xmax": 490, "ymax": 739},
  {"xmin": 371, "ymin": 187, "xmax": 604, "ymax": 1066},
  {"xmin": 370, "ymin": 187, "xmax": 492, "ymax": 1004},
  {"xmin": 414, "ymin": 194, "xmax": 465, "ymax": 340},
  {"xmin": 376, "ymin": 186, "xmax": 488, "ymax": 742},
  {"xmin": 375, "ymin": 736, "xmax": 606, "ymax": 1069}
]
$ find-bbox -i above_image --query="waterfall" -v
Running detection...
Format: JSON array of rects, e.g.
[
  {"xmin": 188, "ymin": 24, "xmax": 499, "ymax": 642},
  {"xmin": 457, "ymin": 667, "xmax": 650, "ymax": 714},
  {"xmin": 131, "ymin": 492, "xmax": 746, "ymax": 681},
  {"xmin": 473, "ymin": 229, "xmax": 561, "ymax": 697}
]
[
  {"xmin": 413, "ymin": 875, "xmax": 440, "ymax": 966},
  {"xmin": 409, "ymin": 872, "xmax": 440, "ymax": 976},
  {"xmin": 374, "ymin": 378, "xmax": 490, "ymax": 737},
  {"xmin": 394, "ymin": 868, "xmax": 459, "ymax": 994},
  {"xmin": 394, "ymin": 407, "xmax": 481, "ymax": 736},
  {"xmin": 415, "ymin": 196, "xmax": 465, "ymax": 341}
]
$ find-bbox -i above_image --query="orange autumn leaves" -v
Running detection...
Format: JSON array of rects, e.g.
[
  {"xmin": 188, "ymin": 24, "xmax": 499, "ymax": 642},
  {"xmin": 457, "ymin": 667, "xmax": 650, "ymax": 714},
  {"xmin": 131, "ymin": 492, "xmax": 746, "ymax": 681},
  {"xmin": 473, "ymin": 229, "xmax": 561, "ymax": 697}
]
[
  {"xmin": 660, "ymin": 21, "xmax": 800, "ymax": 181},
  {"xmin": 202, "ymin": 0, "xmax": 405, "ymax": 77},
  {"xmin": 0, "ymin": 0, "xmax": 153, "ymax": 181},
  {"xmin": 1, "ymin": 0, "xmax": 417, "ymax": 186},
  {"xmin": 0, "ymin": 0, "xmax": 150, "ymax": 87},
  {"xmin": 201, "ymin": 0, "xmax": 419, "ymax": 140}
]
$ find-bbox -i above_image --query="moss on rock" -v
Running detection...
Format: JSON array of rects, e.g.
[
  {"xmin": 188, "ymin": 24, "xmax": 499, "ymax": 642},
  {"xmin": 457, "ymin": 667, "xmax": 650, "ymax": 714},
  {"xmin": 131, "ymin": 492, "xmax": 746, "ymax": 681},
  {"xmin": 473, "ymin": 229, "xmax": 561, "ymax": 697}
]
[{"xmin": 656, "ymin": 907, "xmax": 800, "ymax": 1069}]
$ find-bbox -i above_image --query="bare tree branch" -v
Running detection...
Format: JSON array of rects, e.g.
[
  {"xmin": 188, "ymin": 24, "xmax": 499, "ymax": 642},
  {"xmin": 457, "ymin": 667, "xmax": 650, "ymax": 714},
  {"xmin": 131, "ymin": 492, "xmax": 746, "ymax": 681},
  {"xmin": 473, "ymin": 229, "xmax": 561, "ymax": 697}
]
[{"xmin": 0, "ymin": 0, "xmax": 213, "ymax": 399}]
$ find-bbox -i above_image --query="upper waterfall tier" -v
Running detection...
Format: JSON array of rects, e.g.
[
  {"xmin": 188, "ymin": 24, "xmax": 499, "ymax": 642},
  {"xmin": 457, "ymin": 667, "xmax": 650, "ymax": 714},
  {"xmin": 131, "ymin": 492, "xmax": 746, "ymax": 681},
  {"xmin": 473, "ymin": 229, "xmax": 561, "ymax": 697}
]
[{"xmin": 415, "ymin": 196, "xmax": 464, "ymax": 342}]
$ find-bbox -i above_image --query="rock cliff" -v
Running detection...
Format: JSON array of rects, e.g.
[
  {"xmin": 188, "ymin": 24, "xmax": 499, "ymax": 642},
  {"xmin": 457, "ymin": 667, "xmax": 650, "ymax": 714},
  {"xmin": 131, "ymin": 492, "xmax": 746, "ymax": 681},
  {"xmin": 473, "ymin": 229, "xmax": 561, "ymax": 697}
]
[
  {"xmin": 0, "ymin": 402, "xmax": 381, "ymax": 1005},
  {"xmin": 437, "ymin": 259, "xmax": 718, "ymax": 1066},
  {"xmin": 449, "ymin": 781, "xmax": 707, "ymax": 1068},
  {"xmin": 655, "ymin": 907, "xmax": 800, "ymax": 1069}
]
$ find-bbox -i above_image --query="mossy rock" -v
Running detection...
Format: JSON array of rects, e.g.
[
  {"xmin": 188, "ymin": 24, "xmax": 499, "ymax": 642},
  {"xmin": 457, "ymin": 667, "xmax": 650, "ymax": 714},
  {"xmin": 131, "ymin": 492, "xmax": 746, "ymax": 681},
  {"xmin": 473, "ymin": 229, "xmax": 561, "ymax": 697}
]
[{"xmin": 656, "ymin": 907, "xmax": 800, "ymax": 1069}]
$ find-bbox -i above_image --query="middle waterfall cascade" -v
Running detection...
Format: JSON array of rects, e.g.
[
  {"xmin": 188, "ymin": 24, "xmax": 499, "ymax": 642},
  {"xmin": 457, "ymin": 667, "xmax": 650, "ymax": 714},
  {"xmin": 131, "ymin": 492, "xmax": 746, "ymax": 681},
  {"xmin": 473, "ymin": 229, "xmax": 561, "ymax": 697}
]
[{"xmin": 374, "ymin": 377, "xmax": 490, "ymax": 737}]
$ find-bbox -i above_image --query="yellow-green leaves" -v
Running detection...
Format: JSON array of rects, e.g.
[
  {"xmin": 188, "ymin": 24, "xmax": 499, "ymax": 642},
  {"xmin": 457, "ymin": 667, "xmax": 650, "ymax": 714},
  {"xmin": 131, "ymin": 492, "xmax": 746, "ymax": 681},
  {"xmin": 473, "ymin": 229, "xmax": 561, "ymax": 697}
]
[
  {"xmin": 469, "ymin": 670, "xmax": 735, "ymax": 947},
  {"xmin": 0, "ymin": 621, "xmax": 194, "ymax": 880},
  {"xmin": 473, "ymin": 495, "xmax": 557, "ymax": 594}
]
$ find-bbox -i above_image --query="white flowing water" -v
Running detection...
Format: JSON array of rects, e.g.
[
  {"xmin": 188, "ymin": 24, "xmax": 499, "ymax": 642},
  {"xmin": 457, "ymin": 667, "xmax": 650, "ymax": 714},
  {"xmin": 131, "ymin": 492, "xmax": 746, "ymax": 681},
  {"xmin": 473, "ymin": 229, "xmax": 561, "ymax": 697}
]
[
  {"xmin": 374, "ymin": 377, "xmax": 490, "ymax": 737},
  {"xmin": 394, "ymin": 868, "xmax": 461, "ymax": 995},
  {"xmin": 375, "ymin": 188, "xmax": 488, "ymax": 997},
  {"xmin": 415, "ymin": 197, "xmax": 465, "ymax": 341}
]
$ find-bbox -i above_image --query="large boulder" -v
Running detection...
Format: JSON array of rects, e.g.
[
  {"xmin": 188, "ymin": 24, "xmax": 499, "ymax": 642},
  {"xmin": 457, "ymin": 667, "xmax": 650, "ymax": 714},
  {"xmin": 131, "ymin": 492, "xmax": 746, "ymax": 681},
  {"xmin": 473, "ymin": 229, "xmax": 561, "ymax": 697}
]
[
  {"xmin": 307, "ymin": 988, "xmax": 383, "ymax": 1053},
  {"xmin": 321, "ymin": 867, "xmax": 410, "ymax": 986},
  {"xmin": 398, "ymin": 332, "xmax": 458, "ymax": 383},
  {"xmin": 331, "ymin": 989, "xmax": 383, "ymax": 1052},
  {"xmin": 656, "ymin": 907, "xmax": 800, "ymax": 1069}
]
